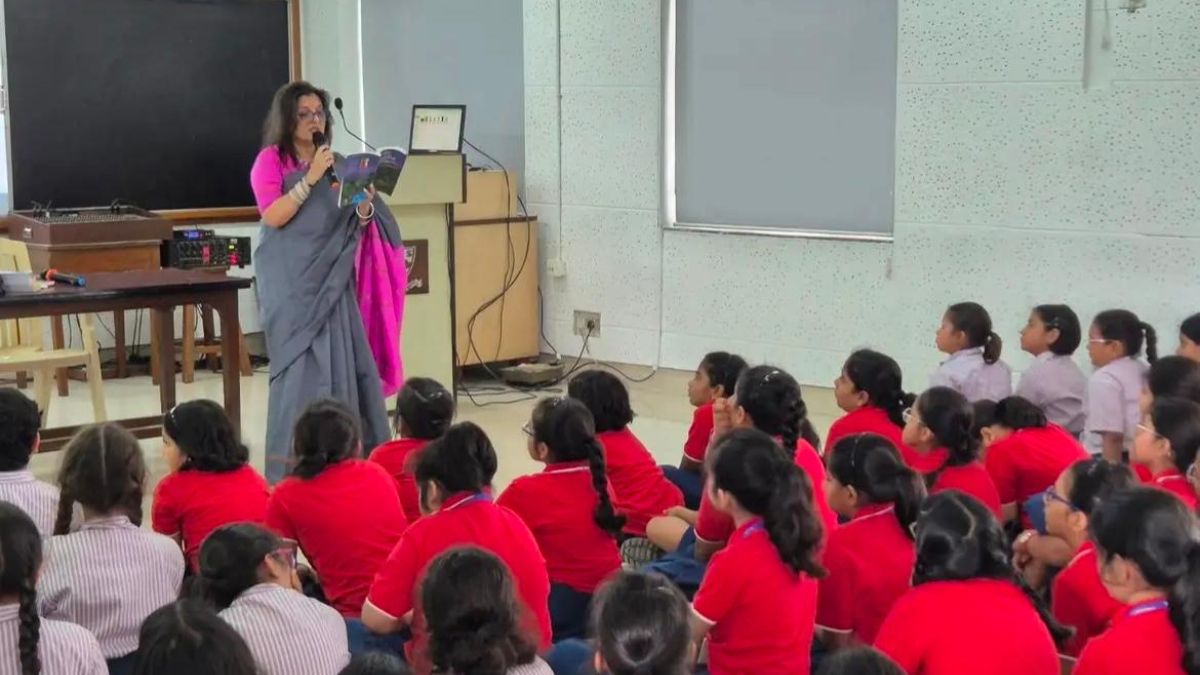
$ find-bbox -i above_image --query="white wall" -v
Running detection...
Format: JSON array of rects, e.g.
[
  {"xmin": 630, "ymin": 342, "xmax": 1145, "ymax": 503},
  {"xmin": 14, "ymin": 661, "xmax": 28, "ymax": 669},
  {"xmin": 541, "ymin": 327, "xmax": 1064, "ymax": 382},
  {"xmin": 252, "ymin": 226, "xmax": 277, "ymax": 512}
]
[{"xmin": 526, "ymin": 0, "xmax": 1200, "ymax": 390}]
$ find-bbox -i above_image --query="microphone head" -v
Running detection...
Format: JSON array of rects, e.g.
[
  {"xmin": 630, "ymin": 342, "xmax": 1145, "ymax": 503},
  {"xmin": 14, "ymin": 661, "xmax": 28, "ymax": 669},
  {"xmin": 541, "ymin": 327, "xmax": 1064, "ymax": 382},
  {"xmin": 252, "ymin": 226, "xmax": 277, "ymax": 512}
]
[
  {"xmin": 334, "ymin": 97, "xmax": 344, "ymax": 111},
  {"xmin": 312, "ymin": 131, "xmax": 327, "ymax": 147}
]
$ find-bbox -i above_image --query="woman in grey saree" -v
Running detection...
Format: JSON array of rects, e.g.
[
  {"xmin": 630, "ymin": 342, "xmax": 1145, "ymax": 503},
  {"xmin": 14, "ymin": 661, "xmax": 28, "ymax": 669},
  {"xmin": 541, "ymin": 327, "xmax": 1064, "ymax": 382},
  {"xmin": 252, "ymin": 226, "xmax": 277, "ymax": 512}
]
[{"xmin": 250, "ymin": 82, "xmax": 395, "ymax": 482}]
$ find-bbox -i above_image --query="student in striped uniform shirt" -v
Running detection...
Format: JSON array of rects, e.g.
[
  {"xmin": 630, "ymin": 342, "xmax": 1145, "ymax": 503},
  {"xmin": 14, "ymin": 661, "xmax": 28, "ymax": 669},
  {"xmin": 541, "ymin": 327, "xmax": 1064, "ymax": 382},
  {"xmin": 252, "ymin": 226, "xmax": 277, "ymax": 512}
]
[
  {"xmin": 0, "ymin": 390, "xmax": 59, "ymax": 538},
  {"xmin": 0, "ymin": 503, "xmax": 106, "ymax": 675},
  {"xmin": 198, "ymin": 523, "xmax": 350, "ymax": 675},
  {"xmin": 38, "ymin": 424, "xmax": 184, "ymax": 675},
  {"xmin": 132, "ymin": 600, "xmax": 257, "ymax": 675}
]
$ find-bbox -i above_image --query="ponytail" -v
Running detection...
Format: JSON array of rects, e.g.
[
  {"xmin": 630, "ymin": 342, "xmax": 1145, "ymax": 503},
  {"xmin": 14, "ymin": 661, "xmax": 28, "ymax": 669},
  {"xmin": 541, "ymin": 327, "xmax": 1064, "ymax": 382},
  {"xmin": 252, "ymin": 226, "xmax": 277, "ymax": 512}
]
[
  {"xmin": 1143, "ymin": 321, "xmax": 1160, "ymax": 363},
  {"xmin": 395, "ymin": 377, "xmax": 455, "ymax": 440},
  {"xmin": 841, "ymin": 349, "xmax": 911, "ymax": 429},
  {"xmin": 916, "ymin": 387, "xmax": 979, "ymax": 488},
  {"xmin": 0, "ymin": 504, "xmax": 43, "ymax": 675},
  {"xmin": 828, "ymin": 434, "xmax": 926, "ymax": 539},
  {"xmin": 945, "ymin": 302, "xmax": 1000, "ymax": 362},
  {"xmin": 709, "ymin": 429, "xmax": 825, "ymax": 578},
  {"xmin": 292, "ymin": 400, "xmax": 361, "ymax": 480},
  {"xmin": 734, "ymin": 365, "xmax": 819, "ymax": 451},
  {"xmin": 982, "ymin": 332, "xmax": 1003, "ymax": 365},
  {"xmin": 1094, "ymin": 309, "xmax": 1156, "ymax": 362},
  {"xmin": 1091, "ymin": 487, "xmax": 1200, "ymax": 674}
]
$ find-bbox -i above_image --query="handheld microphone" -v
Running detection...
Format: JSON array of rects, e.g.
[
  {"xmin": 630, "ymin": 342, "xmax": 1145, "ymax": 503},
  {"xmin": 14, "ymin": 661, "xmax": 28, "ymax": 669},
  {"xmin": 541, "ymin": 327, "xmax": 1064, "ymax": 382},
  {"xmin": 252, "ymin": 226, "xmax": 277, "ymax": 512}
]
[
  {"xmin": 333, "ymin": 97, "xmax": 377, "ymax": 152},
  {"xmin": 39, "ymin": 269, "xmax": 86, "ymax": 287},
  {"xmin": 311, "ymin": 131, "xmax": 339, "ymax": 185}
]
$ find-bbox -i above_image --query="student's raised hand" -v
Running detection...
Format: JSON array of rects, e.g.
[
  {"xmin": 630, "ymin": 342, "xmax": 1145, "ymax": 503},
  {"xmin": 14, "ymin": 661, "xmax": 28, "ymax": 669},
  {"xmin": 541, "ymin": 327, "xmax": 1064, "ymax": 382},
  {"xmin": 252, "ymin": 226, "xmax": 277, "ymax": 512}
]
[{"xmin": 712, "ymin": 397, "xmax": 733, "ymax": 436}]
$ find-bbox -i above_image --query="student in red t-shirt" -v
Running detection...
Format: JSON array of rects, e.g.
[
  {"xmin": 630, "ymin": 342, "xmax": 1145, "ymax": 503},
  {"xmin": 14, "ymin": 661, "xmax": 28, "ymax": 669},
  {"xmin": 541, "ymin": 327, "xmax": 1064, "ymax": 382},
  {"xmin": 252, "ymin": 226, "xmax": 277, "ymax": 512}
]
[
  {"xmin": 827, "ymin": 349, "xmax": 926, "ymax": 471},
  {"xmin": 976, "ymin": 396, "xmax": 1088, "ymax": 526},
  {"xmin": 691, "ymin": 428, "xmax": 825, "ymax": 675},
  {"xmin": 567, "ymin": 371, "xmax": 683, "ymax": 537},
  {"xmin": 1035, "ymin": 459, "xmax": 1135, "ymax": 658},
  {"xmin": 264, "ymin": 400, "xmax": 407, "ymax": 639},
  {"xmin": 369, "ymin": 378, "xmax": 455, "ymax": 525},
  {"xmin": 153, "ymin": 400, "xmax": 271, "ymax": 572},
  {"xmin": 1075, "ymin": 487, "xmax": 1200, "ymax": 675},
  {"xmin": 646, "ymin": 365, "xmax": 837, "ymax": 560},
  {"xmin": 497, "ymin": 397, "xmax": 624, "ymax": 641},
  {"xmin": 662, "ymin": 352, "xmax": 747, "ymax": 509},
  {"xmin": 362, "ymin": 422, "xmax": 551, "ymax": 675},
  {"xmin": 901, "ymin": 387, "xmax": 1003, "ymax": 518},
  {"xmin": 1132, "ymin": 397, "xmax": 1200, "ymax": 510},
  {"xmin": 818, "ymin": 434, "xmax": 925, "ymax": 649},
  {"xmin": 874, "ymin": 492, "xmax": 1068, "ymax": 675}
]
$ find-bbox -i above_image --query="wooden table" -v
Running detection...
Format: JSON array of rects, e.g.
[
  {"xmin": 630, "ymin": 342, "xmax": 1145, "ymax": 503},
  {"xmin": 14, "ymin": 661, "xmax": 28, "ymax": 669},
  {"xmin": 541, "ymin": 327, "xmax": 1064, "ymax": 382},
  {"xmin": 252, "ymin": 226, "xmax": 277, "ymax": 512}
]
[{"xmin": 0, "ymin": 269, "xmax": 253, "ymax": 451}]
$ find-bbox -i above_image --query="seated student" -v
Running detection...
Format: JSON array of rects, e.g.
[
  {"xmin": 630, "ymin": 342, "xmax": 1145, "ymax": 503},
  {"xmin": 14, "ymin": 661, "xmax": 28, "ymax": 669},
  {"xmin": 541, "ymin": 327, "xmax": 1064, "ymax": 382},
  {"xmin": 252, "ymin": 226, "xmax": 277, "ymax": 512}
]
[
  {"xmin": 1084, "ymin": 309, "xmax": 1156, "ymax": 462},
  {"xmin": 0, "ymin": 389, "xmax": 58, "ymax": 537},
  {"xmin": 39, "ymin": 423, "xmax": 184, "ymax": 674},
  {"xmin": 497, "ymin": 398, "xmax": 623, "ymax": 641},
  {"xmin": 690, "ymin": 428, "xmax": 825, "ymax": 675},
  {"xmin": 1141, "ymin": 355, "xmax": 1200, "ymax": 415},
  {"xmin": 1017, "ymin": 304, "xmax": 1088, "ymax": 435},
  {"xmin": 818, "ymin": 434, "xmax": 925, "ymax": 649},
  {"xmin": 1035, "ymin": 459, "xmax": 1135, "ymax": 658},
  {"xmin": 1132, "ymin": 397, "xmax": 1200, "ymax": 509},
  {"xmin": 827, "ymin": 350, "xmax": 924, "ymax": 471},
  {"xmin": 593, "ymin": 571, "xmax": 692, "ymax": 675},
  {"xmin": 901, "ymin": 387, "xmax": 1003, "ymax": 518},
  {"xmin": 132, "ymin": 600, "xmax": 257, "ymax": 675},
  {"xmin": 874, "ymin": 492, "xmax": 1067, "ymax": 675},
  {"xmin": 1074, "ymin": 487, "xmax": 1200, "ymax": 675},
  {"xmin": 339, "ymin": 653, "xmax": 411, "ymax": 675},
  {"xmin": 0, "ymin": 503, "xmax": 106, "ymax": 675},
  {"xmin": 152, "ymin": 400, "xmax": 271, "ymax": 572},
  {"xmin": 422, "ymin": 547, "xmax": 553, "ymax": 675},
  {"xmin": 363, "ymin": 422, "xmax": 551, "ymax": 675},
  {"xmin": 817, "ymin": 647, "xmax": 905, "ymax": 675},
  {"xmin": 567, "ymin": 371, "xmax": 683, "ymax": 537},
  {"xmin": 369, "ymin": 378, "xmax": 454, "ymax": 525},
  {"xmin": 1179, "ymin": 312, "xmax": 1200, "ymax": 363},
  {"xmin": 264, "ymin": 400, "xmax": 408, "ymax": 628},
  {"xmin": 197, "ymin": 523, "xmax": 350, "ymax": 675},
  {"xmin": 929, "ymin": 302, "xmax": 1012, "ymax": 403},
  {"xmin": 977, "ymin": 396, "xmax": 1087, "ymax": 526},
  {"xmin": 662, "ymin": 352, "xmax": 747, "ymax": 509},
  {"xmin": 646, "ymin": 365, "xmax": 837, "ymax": 561}
]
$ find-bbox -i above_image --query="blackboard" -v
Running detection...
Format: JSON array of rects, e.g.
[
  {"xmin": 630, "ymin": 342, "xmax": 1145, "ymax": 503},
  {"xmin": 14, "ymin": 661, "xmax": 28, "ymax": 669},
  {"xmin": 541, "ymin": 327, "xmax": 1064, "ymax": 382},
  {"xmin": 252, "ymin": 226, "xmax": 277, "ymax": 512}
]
[{"xmin": 4, "ymin": 0, "xmax": 292, "ymax": 213}]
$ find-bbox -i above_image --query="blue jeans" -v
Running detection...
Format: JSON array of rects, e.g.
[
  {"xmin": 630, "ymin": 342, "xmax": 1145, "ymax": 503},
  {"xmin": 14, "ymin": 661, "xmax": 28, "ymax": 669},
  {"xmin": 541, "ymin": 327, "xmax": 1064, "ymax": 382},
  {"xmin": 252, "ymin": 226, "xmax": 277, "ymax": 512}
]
[
  {"xmin": 547, "ymin": 638, "xmax": 594, "ymax": 675},
  {"xmin": 662, "ymin": 465, "xmax": 703, "ymax": 509},
  {"xmin": 549, "ymin": 583, "xmax": 594, "ymax": 642},
  {"xmin": 345, "ymin": 618, "xmax": 408, "ymax": 658}
]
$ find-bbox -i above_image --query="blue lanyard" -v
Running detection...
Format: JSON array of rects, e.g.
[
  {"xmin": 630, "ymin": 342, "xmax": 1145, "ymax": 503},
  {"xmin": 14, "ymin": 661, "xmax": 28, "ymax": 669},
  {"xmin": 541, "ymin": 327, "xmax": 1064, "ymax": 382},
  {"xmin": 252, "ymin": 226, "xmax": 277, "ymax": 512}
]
[
  {"xmin": 1127, "ymin": 599, "xmax": 1169, "ymax": 618},
  {"xmin": 741, "ymin": 521, "xmax": 765, "ymax": 538}
]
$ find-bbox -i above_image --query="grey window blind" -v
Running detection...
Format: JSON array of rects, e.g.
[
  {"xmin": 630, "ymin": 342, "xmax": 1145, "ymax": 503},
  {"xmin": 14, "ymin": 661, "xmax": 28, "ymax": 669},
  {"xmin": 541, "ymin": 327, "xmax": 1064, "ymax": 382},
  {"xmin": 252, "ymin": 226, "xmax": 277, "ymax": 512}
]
[{"xmin": 673, "ymin": 0, "xmax": 898, "ymax": 235}]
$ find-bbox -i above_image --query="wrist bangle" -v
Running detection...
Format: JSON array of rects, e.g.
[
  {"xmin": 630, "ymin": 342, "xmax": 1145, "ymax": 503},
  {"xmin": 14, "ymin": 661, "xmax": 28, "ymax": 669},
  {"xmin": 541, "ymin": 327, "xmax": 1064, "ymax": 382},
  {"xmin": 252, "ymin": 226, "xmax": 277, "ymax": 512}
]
[
  {"xmin": 357, "ymin": 202, "xmax": 375, "ymax": 220},
  {"xmin": 289, "ymin": 181, "xmax": 311, "ymax": 205}
]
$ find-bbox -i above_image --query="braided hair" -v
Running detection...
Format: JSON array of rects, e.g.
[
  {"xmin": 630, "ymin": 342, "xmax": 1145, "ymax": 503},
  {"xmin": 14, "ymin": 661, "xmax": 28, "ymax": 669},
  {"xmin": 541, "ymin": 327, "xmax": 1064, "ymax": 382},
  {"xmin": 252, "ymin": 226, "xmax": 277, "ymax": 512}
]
[
  {"xmin": 530, "ymin": 397, "xmax": 625, "ymax": 535},
  {"xmin": 913, "ymin": 492, "xmax": 1070, "ymax": 647},
  {"xmin": 291, "ymin": 399, "xmax": 361, "ymax": 480},
  {"xmin": 733, "ymin": 365, "xmax": 820, "ymax": 451},
  {"xmin": 0, "ymin": 503, "xmax": 42, "ymax": 675},
  {"xmin": 54, "ymin": 422, "xmax": 147, "ymax": 535},
  {"xmin": 913, "ymin": 387, "xmax": 979, "ymax": 489}
]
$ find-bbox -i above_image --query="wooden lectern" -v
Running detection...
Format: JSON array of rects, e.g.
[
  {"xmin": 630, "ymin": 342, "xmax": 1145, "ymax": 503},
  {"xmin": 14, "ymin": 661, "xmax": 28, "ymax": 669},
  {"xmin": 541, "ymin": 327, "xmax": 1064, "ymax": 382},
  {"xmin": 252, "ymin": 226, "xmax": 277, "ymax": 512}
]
[{"xmin": 385, "ymin": 154, "xmax": 466, "ymax": 395}]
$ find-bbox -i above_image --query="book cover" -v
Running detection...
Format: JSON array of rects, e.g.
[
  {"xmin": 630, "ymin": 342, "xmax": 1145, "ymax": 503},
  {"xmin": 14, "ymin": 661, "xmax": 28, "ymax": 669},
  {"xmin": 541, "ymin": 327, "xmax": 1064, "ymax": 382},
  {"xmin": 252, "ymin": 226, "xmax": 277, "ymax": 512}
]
[{"xmin": 336, "ymin": 148, "xmax": 408, "ymax": 208}]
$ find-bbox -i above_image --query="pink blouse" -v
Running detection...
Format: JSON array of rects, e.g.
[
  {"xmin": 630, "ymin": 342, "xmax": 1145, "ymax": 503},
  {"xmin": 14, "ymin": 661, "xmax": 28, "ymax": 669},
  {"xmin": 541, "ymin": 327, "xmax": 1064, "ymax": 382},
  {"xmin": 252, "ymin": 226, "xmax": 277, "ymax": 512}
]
[{"xmin": 249, "ymin": 146, "xmax": 303, "ymax": 213}]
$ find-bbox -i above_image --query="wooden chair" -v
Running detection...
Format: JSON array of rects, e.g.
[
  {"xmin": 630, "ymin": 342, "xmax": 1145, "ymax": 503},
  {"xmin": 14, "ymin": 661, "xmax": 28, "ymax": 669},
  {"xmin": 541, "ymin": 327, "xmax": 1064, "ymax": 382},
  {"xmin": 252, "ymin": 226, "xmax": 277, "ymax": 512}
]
[
  {"xmin": 149, "ymin": 303, "xmax": 252, "ymax": 385},
  {"xmin": 0, "ymin": 239, "xmax": 106, "ymax": 424}
]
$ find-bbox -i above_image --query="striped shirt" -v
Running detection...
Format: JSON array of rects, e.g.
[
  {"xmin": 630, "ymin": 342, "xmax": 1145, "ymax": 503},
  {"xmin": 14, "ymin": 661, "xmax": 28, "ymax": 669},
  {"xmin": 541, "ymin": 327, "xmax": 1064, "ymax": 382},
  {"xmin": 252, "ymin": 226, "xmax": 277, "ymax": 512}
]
[
  {"xmin": 0, "ymin": 603, "xmax": 107, "ymax": 675},
  {"xmin": 0, "ymin": 470, "xmax": 59, "ymax": 538},
  {"xmin": 38, "ymin": 516, "xmax": 184, "ymax": 658},
  {"xmin": 219, "ymin": 583, "xmax": 350, "ymax": 675},
  {"xmin": 508, "ymin": 658, "xmax": 554, "ymax": 675}
]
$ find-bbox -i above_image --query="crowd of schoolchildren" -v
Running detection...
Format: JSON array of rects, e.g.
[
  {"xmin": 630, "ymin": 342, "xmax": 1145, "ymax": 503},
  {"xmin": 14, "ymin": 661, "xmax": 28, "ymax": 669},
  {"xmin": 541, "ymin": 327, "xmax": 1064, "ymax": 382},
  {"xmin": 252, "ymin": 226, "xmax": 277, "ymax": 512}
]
[{"xmin": 2, "ymin": 304, "xmax": 1200, "ymax": 675}]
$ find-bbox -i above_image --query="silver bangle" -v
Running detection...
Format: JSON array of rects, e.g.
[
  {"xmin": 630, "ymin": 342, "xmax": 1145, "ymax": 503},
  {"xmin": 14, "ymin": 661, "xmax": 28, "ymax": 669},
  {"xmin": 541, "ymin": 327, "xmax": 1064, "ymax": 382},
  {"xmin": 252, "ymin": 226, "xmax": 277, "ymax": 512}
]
[
  {"xmin": 289, "ymin": 181, "xmax": 311, "ymax": 205},
  {"xmin": 357, "ymin": 202, "xmax": 375, "ymax": 221}
]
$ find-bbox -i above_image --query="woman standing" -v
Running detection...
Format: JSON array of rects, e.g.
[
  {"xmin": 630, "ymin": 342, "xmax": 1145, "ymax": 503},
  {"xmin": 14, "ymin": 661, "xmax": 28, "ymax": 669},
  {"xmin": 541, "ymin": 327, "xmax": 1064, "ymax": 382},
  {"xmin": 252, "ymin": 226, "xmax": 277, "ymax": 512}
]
[{"xmin": 250, "ymin": 81, "xmax": 401, "ymax": 482}]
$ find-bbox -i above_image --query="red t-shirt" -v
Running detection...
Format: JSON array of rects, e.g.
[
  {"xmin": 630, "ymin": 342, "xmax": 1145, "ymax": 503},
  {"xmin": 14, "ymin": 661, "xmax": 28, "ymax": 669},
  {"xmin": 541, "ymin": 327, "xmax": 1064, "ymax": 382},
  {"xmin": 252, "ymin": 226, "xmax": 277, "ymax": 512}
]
[
  {"xmin": 695, "ymin": 440, "xmax": 838, "ymax": 546},
  {"xmin": 1051, "ymin": 541, "xmax": 1124, "ymax": 658},
  {"xmin": 875, "ymin": 578, "xmax": 1059, "ymax": 675},
  {"xmin": 692, "ymin": 520, "xmax": 818, "ymax": 675},
  {"xmin": 826, "ymin": 406, "xmax": 917, "ymax": 463},
  {"xmin": 496, "ymin": 461, "xmax": 621, "ymax": 593},
  {"xmin": 369, "ymin": 438, "xmax": 426, "ymax": 524},
  {"xmin": 817, "ymin": 503, "xmax": 916, "ymax": 644},
  {"xmin": 597, "ymin": 429, "xmax": 684, "ymax": 536},
  {"xmin": 152, "ymin": 465, "xmax": 271, "ymax": 572},
  {"xmin": 907, "ymin": 447, "xmax": 951, "ymax": 475},
  {"xmin": 984, "ymin": 425, "xmax": 1087, "ymax": 522},
  {"xmin": 683, "ymin": 402, "xmax": 715, "ymax": 464},
  {"xmin": 366, "ymin": 492, "xmax": 552, "ymax": 675},
  {"xmin": 1145, "ymin": 467, "xmax": 1199, "ymax": 510},
  {"xmin": 265, "ymin": 460, "xmax": 407, "ymax": 617},
  {"xmin": 1074, "ymin": 600, "xmax": 1184, "ymax": 675},
  {"xmin": 930, "ymin": 462, "xmax": 1003, "ymax": 519}
]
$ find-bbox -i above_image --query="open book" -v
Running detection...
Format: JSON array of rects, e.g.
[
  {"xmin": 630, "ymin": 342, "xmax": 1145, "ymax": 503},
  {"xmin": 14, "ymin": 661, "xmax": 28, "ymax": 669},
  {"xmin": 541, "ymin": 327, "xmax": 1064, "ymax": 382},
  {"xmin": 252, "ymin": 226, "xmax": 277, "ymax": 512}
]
[{"xmin": 336, "ymin": 147, "xmax": 407, "ymax": 208}]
